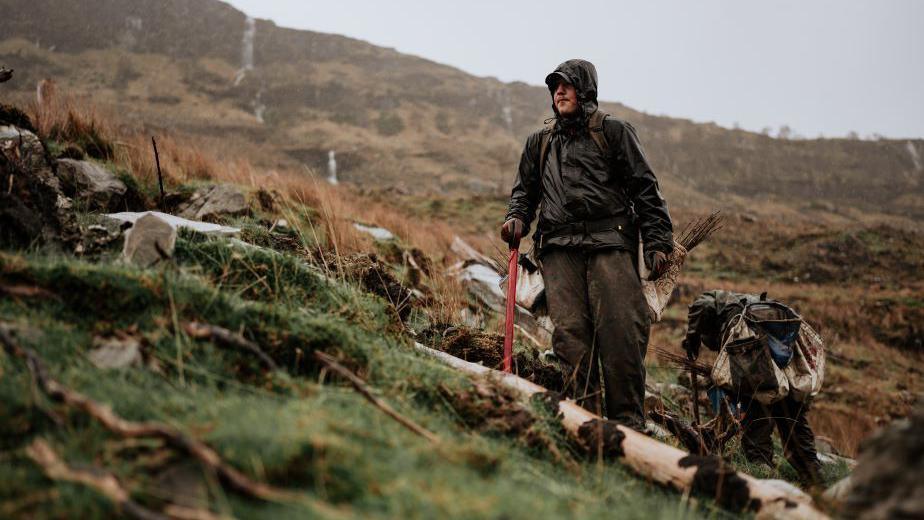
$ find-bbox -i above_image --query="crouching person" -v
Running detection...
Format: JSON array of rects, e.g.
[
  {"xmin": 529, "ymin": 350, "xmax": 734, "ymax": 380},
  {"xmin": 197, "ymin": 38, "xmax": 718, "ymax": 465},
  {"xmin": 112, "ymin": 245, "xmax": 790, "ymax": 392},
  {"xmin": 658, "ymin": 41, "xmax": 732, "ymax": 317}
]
[{"xmin": 682, "ymin": 290, "xmax": 825, "ymax": 485}]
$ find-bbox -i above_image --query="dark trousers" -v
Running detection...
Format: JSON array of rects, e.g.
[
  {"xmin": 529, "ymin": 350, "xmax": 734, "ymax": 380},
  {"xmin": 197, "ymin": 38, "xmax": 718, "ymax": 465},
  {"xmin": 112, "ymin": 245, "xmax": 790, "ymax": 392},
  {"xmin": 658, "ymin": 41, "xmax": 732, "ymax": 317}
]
[
  {"xmin": 740, "ymin": 395, "xmax": 822, "ymax": 484},
  {"xmin": 541, "ymin": 247, "xmax": 650, "ymax": 428}
]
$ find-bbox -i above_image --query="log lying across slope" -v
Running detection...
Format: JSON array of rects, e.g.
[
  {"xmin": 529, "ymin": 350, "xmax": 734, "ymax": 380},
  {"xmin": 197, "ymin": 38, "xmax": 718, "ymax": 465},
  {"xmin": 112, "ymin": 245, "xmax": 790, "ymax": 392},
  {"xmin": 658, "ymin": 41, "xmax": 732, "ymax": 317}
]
[{"xmin": 415, "ymin": 343, "xmax": 827, "ymax": 520}]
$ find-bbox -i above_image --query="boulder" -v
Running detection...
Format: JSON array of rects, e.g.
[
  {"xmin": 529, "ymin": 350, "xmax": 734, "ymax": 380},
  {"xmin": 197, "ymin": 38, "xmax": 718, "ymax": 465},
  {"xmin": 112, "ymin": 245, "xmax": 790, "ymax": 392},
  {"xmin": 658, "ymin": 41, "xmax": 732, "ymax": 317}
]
[
  {"xmin": 57, "ymin": 158, "xmax": 127, "ymax": 211},
  {"xmin": 176, "ymin": 184, "xmax": 248, "ymax": 221},
  {"xmin": 838, "ymin": 405, "xmax": 924, "ymax": 519},
  {"xmin": 0, "ymin": 125, "xmax": 78, "ymax": 247},
  {"xmin": 122, "ymin": 213, "xmax": 177, "ymax": 267}
]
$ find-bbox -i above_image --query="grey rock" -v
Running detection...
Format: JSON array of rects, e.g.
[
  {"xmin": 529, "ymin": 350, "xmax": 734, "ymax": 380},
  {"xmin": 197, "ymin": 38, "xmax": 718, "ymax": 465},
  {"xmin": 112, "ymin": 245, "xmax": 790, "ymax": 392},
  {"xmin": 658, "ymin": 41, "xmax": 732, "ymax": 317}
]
[
  {"xmin": 57, "ymin": 158, "xmax": 127, "ymax": 211},
  {"xmin": 354, "ymin": 222, "xmax": 395, "ymax": 241},
  {"xmin": 840, "ymin": 406, "xmax": 924, "ymax": 519},
  {"xmin": 106, "ymin": 211, "xmax": 240, "ymax": 236},
  {"xmin": 122, "ymin": 213, "xmax": 176, "ymax": 267},
  {"xmin": 177, "ymin": 184, "xmax": 248, "ymax": 221},
  {"xmin": 0, "ymin": 125, "xmax": 78, "ymax": 247},
  {"xmin": 87, "ymin": 335, "xmax": 142, "ymax": 369}
]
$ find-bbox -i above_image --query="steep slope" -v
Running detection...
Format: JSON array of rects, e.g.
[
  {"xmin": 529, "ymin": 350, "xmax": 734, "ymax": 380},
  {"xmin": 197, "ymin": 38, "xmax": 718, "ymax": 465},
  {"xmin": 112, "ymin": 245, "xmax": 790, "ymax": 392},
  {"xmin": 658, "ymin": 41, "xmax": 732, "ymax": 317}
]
[{"xmin": 1, "ymin": 0, "xmax": 922, "ymax": 221}]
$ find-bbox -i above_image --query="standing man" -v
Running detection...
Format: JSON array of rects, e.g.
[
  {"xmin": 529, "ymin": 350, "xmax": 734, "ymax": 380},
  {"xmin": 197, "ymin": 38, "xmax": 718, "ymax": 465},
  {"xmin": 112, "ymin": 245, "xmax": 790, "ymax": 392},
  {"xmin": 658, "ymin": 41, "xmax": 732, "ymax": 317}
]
[{"xmin": 502, "ymin": 59, "xmax": 673, "ymax": 430}]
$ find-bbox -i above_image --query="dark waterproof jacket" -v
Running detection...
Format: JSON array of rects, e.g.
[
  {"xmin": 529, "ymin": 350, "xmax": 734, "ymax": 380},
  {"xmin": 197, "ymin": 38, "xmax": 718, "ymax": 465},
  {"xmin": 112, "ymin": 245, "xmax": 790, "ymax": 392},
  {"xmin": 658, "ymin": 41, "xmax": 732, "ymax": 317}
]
[
  {"xmin": 505, "ymin": 59, "xmax": 673, "ymax": 261},
  {"xmin": 684, "ymin": 290, "xmax": 762, "ymax": 353}
]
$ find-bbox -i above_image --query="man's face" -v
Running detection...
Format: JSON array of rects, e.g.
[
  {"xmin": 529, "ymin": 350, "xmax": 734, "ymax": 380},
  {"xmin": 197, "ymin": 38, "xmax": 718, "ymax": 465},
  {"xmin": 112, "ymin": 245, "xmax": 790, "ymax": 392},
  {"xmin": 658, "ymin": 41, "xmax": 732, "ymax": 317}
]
[{"xmin": 553, "ymin": 81, "xmax": 579, "ymax": 117}]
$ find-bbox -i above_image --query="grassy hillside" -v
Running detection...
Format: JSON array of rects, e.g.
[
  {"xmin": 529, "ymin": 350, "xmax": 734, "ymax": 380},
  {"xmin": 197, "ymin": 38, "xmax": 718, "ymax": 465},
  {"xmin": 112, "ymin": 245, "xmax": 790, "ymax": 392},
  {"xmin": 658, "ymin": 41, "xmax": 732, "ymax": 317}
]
[
  {"xmin": 0, "ymin": 85, "xmax": 869, "ymax": 517},
  {"xmin": 0, "ymin": 235, "xmax": 715, "ymax": 519},
  {"xmin": 1, "ymin": 0, "xmax": 922, "ymax": 221},
  {"xmin": 0, "ymin": 95, "xmax": 750, "ymax": 518},
  {"xmin": 0, "ymin": 2, "xmax": 921, "ymax": 516}
]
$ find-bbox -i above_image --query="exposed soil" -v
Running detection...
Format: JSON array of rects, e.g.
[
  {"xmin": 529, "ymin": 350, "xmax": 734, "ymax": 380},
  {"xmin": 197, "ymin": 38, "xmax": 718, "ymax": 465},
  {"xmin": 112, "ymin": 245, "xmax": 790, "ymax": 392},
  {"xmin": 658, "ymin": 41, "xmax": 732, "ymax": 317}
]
[
  {"xmin": 424, "ymin": 326, "xmax": 565, "ymax": 393},
  {"xmin": 315, "ymin": 252, "xmax": 416, "ymax": 321}
]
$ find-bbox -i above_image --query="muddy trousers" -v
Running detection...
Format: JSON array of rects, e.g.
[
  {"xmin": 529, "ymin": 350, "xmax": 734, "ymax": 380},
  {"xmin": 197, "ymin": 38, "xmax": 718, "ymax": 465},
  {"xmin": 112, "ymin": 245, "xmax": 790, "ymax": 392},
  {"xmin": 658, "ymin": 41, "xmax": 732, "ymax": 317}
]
[
  {"xmin": 541, "ymin": 247, "xmax": 651, "ymax": 428},
  {"xmin": 740, "ymin": 395, "xmax": 822, "ymax": 484}
]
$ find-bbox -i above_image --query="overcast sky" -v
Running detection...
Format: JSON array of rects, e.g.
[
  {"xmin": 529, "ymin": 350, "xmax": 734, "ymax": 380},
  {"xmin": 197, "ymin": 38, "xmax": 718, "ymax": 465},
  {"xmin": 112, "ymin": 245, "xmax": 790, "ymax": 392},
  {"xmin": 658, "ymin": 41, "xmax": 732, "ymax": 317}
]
[{"xmin": 225, "ymin": 0, "xmax": 922, "ymax": 139}]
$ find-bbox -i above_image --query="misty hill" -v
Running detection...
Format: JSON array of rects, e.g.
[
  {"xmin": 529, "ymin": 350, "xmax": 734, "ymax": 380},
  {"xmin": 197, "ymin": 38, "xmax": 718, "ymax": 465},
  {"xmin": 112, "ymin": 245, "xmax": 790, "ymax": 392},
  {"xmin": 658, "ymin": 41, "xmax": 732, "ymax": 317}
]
[{"xmin": 1, "ymin": 0, "xmax": 922, "ymax": 220}]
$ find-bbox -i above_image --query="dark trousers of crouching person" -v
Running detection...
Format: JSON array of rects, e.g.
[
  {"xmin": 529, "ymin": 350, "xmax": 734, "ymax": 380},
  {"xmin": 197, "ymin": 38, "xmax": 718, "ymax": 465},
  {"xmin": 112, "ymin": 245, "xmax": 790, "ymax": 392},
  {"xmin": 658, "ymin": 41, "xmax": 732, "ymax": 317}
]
[
  {"xmin": 740, "ymin": 394, "xmax": 823, "ymax": 485},
  {"xmin": 541, "ymin": 247, "xmax": 650, "ymax": 429}
]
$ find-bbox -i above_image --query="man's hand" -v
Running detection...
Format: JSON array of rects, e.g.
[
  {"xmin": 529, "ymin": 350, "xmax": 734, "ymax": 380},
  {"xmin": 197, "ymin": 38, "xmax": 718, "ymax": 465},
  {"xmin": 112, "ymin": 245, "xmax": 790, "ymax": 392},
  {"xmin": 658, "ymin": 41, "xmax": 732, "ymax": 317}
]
[
  {"xmin": 682, "ymin": 337, "xmax": 700, "ymax": 360},
  {"xmin": 646, "ymin": 251, "xmax": 669, "ymax": 281},
  {"xmin": 500, "ymin": 218, "xmax": 525, "ymax": 249}
]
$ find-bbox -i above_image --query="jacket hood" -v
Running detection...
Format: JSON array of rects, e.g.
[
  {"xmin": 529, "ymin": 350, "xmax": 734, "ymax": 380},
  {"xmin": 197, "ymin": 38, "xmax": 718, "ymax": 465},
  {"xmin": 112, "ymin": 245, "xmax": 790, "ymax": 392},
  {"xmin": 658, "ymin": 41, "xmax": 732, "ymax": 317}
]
[{"xmin": 544, "ymin": 59, "xmax": 599, "ymax": 118}]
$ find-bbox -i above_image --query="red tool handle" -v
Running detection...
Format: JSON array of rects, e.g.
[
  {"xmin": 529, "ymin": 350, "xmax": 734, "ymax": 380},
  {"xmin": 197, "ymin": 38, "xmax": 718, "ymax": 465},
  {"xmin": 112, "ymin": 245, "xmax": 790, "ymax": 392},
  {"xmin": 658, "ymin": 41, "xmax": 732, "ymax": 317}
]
[{"xmin": 503, "ymin": 242, "xmax": 520, "ymax": 373}]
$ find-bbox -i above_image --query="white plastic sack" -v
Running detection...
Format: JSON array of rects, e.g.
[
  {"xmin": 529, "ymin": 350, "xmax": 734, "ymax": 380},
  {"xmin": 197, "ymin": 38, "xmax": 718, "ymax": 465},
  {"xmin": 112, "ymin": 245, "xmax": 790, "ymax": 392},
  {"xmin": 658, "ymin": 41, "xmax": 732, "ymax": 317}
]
[
  {"xmin": 500, "ymin": 259, "xmax": 545, "ymax": 311},
  {"xmin": 499, "ymin": 238, "xmax": 686, "ymax": 319},
  {"xmin": 514, "ymin": 263, "xmax": 545, "ymax": 310},
  {"xmin": 784, "ymin": 323, "xmax": 826, "ymax": 401},
  {"xmin": 639, "ymin": 239, "xmax": 687, "ymax": 322}
]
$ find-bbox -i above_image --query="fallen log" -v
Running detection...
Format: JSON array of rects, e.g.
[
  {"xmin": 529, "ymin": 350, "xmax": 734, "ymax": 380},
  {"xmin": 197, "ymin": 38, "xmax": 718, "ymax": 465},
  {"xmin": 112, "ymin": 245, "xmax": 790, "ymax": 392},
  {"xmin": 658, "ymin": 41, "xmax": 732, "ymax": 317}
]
[{"xmin": 414, "ymin": 342, "xmax": 827, "ymax": 519}]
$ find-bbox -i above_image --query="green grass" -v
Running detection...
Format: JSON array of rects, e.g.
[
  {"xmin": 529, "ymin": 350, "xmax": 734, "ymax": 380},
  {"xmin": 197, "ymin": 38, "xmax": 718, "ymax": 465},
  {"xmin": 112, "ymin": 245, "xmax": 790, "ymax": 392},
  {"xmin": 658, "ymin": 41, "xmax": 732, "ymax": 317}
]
[{"xmin": 0, "ymin": 230, "xmax": 729, "ymax": 518}]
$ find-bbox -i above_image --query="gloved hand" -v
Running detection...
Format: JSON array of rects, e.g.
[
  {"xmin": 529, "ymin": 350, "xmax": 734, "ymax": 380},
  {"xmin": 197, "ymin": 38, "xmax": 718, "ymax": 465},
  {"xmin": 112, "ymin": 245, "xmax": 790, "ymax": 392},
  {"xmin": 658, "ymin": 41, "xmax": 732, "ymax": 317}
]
[
  {"xmin": 682, "ymin": 337, "xmax": 700, "ymax": 360},
  {"xmin": 500, "ymin": 218, "xmax": 525, "ymax": 248},
  {"xmin": 646, "ymin": 250, "xmax": 669, "ymax": 281}
]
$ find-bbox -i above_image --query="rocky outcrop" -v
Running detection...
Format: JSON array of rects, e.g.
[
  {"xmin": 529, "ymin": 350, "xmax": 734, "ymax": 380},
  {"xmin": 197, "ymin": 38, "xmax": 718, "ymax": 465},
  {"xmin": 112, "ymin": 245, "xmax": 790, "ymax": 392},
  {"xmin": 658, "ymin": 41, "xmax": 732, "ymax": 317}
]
[
  {"xmin": 57, "ymin": 158, "xmax": 127, "ymax": 212},
  {"xmin": 0, "ymin": 125, "xmax": 78, "ymax": 248},
  {"xmin": 176, "ymin": 184, "xmax": 248, "ymax": 222},
  {"xmin": 838, "ymin": 405, "xmax": 924, "ymax": 519}
]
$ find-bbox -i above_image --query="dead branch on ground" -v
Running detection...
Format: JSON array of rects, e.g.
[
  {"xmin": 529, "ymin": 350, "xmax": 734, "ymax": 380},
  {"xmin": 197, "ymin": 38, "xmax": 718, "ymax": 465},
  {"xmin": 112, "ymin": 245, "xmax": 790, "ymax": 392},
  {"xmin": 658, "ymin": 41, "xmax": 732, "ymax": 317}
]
[
  {"xmin": 26, "ymin": 438, "xmax": 173, "ymax": 520},
  {"xmin": 183, "ymin": 321, "xmax": 279, "ymax": 371},
  {"xmin": 313, "ymin": 350, "xmax": 441, "ymax": 444},
  {"xmin": 0, "ymin": 326, "xmax": 296, "ymax": 503}
]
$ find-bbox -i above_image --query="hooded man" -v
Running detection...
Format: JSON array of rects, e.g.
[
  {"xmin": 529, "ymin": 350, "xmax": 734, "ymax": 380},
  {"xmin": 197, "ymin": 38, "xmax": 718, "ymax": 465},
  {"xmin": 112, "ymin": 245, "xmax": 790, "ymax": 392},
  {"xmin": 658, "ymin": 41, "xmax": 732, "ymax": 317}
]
[{"xmin": 502, "ymin": 59, "xmax": 673, "ymax": 429}]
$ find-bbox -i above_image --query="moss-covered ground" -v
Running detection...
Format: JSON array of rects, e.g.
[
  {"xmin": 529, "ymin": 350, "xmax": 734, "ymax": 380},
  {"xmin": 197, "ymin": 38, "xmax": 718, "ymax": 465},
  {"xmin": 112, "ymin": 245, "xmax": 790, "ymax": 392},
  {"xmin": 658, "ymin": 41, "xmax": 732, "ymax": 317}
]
[{"xmin": 0, "ymin": 226, "xmax": 730, "ymax": 519}]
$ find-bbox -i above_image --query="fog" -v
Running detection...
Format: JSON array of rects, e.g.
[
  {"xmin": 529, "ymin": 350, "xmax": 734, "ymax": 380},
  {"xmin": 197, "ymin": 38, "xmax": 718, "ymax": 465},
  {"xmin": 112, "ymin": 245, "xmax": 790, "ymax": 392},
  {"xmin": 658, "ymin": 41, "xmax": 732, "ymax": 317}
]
[{"xmin": 226, "ymin": 0, "xmax": 924, "ymax": 139}]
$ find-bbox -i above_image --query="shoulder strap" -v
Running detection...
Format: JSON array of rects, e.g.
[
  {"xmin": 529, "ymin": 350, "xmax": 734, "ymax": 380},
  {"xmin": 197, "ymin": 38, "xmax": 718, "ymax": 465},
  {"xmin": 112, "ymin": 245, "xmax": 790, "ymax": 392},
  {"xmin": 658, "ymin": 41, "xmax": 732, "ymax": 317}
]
[
  {"xmin": 587, "ymin": 110, "xmax": 608, "ymax": 156},
  {"xmin": 538, "ymin": 111, "xmax": 608, "ymax": 175},
  {"xmin": 537, "ymin": 120, "xmax": 556, "ymax": 177}
]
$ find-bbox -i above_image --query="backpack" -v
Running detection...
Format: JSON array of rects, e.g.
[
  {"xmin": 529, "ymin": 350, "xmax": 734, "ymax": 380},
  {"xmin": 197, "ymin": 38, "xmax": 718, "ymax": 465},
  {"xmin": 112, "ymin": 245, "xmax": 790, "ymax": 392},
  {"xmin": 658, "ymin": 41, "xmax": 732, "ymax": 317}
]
[{"xmin": 711, "ymin": 300, "xmax": 826, "ymax": 403}]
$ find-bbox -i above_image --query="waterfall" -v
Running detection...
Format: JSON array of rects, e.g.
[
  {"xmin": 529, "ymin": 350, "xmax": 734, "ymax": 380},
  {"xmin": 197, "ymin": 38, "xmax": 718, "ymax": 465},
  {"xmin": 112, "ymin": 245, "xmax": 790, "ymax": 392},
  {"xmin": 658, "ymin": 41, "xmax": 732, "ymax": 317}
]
[
  {"xmin": 327, "ymin": 150, "xmax": 338, "ymax": 185},
  {"xmin": 233, "ymin": 16, "xmax": 256, "ymax": 86},
  {"xmin": 907, "ymin": 141, "xmax": 922, "ymax": 171},
  {"xmin": 253, "ymin": 87, "xmax": 266, "ymax": 124},
  {"xmin": 502, "ymin": 105, "xmax": 513, "ymax": 132}
]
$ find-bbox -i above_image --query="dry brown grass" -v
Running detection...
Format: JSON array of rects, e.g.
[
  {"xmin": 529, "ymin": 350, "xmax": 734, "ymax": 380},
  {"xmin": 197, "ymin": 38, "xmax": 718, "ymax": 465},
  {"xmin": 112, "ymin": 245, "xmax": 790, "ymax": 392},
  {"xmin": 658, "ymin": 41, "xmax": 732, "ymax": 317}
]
[
  {"xmin": 28, "ymin": 85, "xmax": 115, "ymax": 159},
  {"xmin": 808, "ymin": 406, "xmax": 878, "ymax": 458},
  {"xmin": 215, "ymin": 166, "xmax": 470, "ymax": 320},
  {"xmin": 114, "ymin": 133, "xmax": 220, "ymax": 187},
  {"xmin": 23, "ymin": 84, "xmax": 470, "ymax": 323}
]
